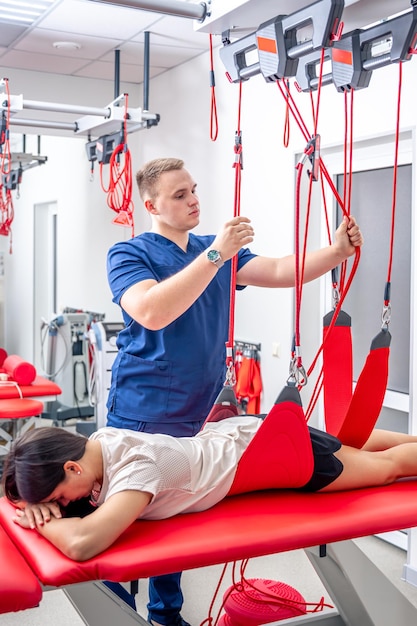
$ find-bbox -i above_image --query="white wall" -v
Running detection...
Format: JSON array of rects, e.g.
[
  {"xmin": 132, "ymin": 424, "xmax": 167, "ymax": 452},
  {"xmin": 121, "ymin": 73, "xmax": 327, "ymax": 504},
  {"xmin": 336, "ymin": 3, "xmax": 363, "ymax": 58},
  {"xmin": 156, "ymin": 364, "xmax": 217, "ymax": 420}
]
[{"xmin": 2, "ymin": 49, "xmax": 417, "ymax": 414}]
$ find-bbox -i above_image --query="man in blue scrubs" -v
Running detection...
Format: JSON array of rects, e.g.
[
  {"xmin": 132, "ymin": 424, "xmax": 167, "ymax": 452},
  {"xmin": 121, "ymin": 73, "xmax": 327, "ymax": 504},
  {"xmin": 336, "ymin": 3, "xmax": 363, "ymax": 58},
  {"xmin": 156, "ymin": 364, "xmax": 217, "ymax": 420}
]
[{"xmin": 106, "ymin": 157, "xmax": 363, "ymax": 626}]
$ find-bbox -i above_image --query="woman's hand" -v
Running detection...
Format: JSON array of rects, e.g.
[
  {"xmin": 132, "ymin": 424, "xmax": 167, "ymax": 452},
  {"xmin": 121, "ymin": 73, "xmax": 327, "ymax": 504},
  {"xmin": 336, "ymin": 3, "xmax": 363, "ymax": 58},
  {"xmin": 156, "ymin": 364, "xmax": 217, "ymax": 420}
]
[{"xmin": 13, "ymin": 502, "xmax": 62, "ymax": 530}]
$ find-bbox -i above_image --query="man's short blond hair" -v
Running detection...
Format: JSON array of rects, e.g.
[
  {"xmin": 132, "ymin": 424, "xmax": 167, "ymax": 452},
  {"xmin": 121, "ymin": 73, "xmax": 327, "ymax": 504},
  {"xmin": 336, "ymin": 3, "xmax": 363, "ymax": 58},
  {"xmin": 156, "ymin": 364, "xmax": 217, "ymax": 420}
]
[{"xmin": 136, "ymin": 158, "xmax": 184, "ymax": 200}]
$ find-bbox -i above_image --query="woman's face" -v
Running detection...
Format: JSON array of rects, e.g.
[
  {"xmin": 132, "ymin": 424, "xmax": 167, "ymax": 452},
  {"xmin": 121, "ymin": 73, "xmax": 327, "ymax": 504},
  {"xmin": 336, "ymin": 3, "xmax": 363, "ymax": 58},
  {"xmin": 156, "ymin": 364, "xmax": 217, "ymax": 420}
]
[{"xmin": 44, "ymin": 467, "xmax": 94, "ymax": 508}]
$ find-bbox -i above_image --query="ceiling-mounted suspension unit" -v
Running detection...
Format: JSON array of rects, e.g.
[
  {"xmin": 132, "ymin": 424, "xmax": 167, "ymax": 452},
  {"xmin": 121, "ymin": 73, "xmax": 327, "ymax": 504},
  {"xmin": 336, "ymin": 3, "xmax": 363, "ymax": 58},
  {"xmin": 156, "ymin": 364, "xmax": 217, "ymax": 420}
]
[
  {"xmin": 332, "ymin": 6, "xmax": 417, "ymax": 92},
  {"xmin": 219, "ymin": 0, "xmax": 344, "ymax": 83},
  {"xmin": 219, "ymin": 0, "xmax": 417, "ymax": 93},
  {"xmin": 296, "ymin": 6, "xmax": 417, "ymax": 92}
]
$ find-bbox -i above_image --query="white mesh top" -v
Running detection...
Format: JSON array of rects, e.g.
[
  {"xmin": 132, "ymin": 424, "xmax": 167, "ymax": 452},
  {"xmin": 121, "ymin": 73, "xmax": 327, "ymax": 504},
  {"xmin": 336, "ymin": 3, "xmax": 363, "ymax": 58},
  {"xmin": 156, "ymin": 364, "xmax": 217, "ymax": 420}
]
[{"xmin": 89, "ymin": 416, "xmax": 263, "ymax": 520}]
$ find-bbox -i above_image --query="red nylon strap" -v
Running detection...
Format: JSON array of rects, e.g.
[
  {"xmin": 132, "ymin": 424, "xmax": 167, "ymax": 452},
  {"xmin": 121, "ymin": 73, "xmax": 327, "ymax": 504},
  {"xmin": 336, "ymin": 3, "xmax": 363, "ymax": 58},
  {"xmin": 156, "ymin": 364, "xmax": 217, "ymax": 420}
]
[
  {"xmin": 228, "ymin": 386, "xmax": 314, "ymax": 496},
  {"xmin": 337, "ymin": 330, "xmax": 391, "ymax": 448},
  {"xmin": 322, "ymin": 309, "xmax": 352, "ymax": 436},
  {"xmin": 202, "ymin": 385, "xmax": 239, "ymax": 427}
]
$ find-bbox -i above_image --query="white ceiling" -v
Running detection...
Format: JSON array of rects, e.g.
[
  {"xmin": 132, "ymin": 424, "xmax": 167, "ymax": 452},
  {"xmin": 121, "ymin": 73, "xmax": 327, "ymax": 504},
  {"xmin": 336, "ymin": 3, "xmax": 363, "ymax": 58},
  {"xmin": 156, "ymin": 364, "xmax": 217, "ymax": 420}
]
[
  {"xmin": 0, "ymin": 0, "xmax": 411, "ymax": 148},
  {"xmin": 0, "ymin": 0, "xmax": 211, "ymax": 86},
  {"xmin": 0, "ymin": 0, "xmax": 410, "ymax": 87}
]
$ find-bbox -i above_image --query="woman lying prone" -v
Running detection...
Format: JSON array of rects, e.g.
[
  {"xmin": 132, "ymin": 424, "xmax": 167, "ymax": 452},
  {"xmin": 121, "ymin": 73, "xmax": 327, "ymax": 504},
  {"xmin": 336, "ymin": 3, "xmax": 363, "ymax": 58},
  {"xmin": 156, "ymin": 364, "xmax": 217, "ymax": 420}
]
[{"xmin": 3, "ymin": 415, "xmax": 417, "ymax": 561}]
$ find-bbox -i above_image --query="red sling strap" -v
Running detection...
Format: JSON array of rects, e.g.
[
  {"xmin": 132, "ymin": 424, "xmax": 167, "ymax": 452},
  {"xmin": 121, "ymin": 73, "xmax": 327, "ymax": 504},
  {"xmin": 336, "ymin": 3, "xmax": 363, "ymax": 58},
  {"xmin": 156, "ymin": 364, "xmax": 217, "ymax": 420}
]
[
  {"xmin": 322, "ymin": 309, "xmax": 353, "ymax": 436},
  {"xmin": 336, "ymin": 329, "xmax": 391, "ymax": 448},
  {"xmin": 203, "ymin": 385, "xmax": 239, "ymax": 427},
  {"xmin": 228, "ymin": 385, "xmax": 314, "ymax": 496}
]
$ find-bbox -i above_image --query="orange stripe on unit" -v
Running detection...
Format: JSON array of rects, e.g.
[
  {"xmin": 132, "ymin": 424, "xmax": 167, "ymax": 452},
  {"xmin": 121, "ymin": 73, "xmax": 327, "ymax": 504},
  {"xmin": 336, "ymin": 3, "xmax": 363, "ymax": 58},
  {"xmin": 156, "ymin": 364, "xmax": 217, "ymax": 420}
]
[
  {"xmin": 257, "ymin": 36, "xmax": 277, "ymax": 54},
  {"xmin": 332, "ymin": 48, "xmax": 353, "ymax": 65}
]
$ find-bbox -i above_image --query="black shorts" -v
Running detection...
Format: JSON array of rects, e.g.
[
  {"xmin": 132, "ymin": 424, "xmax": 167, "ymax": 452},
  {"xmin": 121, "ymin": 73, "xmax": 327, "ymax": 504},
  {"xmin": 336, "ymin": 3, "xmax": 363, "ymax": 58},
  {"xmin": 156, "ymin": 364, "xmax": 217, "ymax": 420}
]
[{"xmin": 300, "ymin": 426, "xmax": 344, "ymax": 492}]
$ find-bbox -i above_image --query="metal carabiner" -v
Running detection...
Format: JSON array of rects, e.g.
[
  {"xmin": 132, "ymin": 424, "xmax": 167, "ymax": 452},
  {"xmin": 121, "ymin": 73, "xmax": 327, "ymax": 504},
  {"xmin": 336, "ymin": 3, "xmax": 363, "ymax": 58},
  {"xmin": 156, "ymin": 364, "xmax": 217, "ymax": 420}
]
[
  {"xmin": 332, "ymin": 285, "xmax": 340, "ymax": 308},
  {"xmin": 381, "ymin": 303, "xmax": 391, "ymax": 330},
  {"xmin": 225, "ymin": 362, "xmax": 236, "ymax": 387},
  {"xmin": 287, "ymin": 357, "xmax": 308, "ymax": 387}
]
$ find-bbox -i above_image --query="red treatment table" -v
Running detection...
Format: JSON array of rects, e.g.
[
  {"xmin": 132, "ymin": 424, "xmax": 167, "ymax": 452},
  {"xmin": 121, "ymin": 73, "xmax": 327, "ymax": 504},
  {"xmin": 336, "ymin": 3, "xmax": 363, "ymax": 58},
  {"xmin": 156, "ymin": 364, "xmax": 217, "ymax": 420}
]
[
  {"xmin": 0, "ymin": 376, "xmax": 62, "ymax": 456},
  {"xmin": 0, "ymin": 375, "xmax": 62, "ymax": 402},
  {"xmin": 1, "ymin": 481, "xmax": 417, "ymax": 625}
]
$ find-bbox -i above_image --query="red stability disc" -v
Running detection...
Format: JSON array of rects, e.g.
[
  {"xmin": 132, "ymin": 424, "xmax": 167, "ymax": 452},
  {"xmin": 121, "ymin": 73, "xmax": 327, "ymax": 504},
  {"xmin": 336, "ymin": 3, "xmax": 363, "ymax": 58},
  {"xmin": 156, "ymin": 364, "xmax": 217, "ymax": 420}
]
[
  {"xmin": 223, "ymin": 578, "xmax": 307, "ymax": 625},
  {"xmin": 217, "ymin": 614, "xmax": 234, "ymax": 626}
]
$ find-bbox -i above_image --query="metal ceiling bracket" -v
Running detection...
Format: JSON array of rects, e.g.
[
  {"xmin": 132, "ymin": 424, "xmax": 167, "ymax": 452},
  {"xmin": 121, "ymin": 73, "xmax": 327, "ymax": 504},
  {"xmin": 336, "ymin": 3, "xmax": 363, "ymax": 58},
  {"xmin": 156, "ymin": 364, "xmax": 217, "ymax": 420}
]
[{"xmin": 0, "ymin": 88, "xmax": 160, "ymax": 136}]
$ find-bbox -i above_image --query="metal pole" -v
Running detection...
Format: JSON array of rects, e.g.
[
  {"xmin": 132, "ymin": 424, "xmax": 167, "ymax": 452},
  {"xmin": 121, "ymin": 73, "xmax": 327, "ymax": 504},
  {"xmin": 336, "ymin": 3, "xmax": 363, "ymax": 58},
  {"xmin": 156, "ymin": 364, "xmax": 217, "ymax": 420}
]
[
  {"xmin": 143, "ymin": 31, "xmax": 150, "ymax": 111},
  {"xmin": 9, "ymin": 118, "xmax": 78, "ymax": 131},
  {"xmin": 114, "ymin": 49, "xmax": 121, "ymax": 100},
  {"xmin": 21, "ymin": 99, "xmax": 110, "ymax": 117},
  {"xmin": 88, "ymin": 0, "xmax": 207, "ymax": 21}
]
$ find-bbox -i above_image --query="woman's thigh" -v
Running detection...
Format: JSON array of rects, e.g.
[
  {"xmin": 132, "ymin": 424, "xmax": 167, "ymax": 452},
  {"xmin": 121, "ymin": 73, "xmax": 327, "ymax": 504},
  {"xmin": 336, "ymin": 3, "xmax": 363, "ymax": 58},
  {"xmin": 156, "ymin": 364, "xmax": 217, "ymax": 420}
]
[{"xmin": 319, "ymin": 445, "xmax": 394, "ymax": 492}]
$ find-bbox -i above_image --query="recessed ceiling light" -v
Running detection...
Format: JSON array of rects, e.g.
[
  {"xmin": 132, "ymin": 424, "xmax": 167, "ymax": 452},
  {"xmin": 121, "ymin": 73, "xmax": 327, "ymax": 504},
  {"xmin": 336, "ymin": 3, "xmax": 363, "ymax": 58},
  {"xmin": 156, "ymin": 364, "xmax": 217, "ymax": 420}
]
[{"xmin": 53, "ymin": 41, "xmax": 82, "ymax": 50}]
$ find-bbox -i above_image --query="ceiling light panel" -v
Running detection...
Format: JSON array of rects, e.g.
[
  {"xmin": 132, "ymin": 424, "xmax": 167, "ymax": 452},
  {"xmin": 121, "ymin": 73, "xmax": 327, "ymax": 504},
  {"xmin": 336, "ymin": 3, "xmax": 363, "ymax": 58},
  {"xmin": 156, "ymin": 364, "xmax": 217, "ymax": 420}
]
[{"xmin": 0, "ymin": 0, "xmax": 56, "ymax": 26}]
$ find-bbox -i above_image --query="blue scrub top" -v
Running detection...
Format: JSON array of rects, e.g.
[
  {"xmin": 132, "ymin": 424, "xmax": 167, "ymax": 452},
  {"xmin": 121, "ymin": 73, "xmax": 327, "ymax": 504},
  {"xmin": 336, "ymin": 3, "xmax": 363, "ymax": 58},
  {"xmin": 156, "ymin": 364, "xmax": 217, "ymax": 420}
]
[{"xmin": 107, "ymin": 232, "xmax": 256, "ymax": 425}]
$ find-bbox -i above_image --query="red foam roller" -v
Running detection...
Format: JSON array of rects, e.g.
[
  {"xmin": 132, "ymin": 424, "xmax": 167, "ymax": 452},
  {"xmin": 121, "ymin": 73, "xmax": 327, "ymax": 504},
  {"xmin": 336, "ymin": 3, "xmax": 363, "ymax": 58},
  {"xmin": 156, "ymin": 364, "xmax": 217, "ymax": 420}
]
[
  {"xmin": 3, "ymin": 354, "xmax": 37, "ymax": 385},
  {"xmin": 0, "ymin": 348, "xmax": 7, "ymax": 367}
]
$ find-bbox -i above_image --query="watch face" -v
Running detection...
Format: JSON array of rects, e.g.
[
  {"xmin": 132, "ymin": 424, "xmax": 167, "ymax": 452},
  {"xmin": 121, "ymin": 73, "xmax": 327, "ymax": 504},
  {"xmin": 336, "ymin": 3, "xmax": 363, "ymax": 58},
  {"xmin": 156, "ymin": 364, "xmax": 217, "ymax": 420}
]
[{"xmin": 207, "ymin": 249, "xmax": 220, "ymax": 262}]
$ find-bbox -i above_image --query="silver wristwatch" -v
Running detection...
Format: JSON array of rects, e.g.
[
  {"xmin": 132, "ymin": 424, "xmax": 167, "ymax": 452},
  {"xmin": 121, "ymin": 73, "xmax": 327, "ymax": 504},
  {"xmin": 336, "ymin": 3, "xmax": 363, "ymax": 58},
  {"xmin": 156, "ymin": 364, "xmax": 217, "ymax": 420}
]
[{"xmin": 206, "ymin": 249, "xmax": 224, "ymax": 269}]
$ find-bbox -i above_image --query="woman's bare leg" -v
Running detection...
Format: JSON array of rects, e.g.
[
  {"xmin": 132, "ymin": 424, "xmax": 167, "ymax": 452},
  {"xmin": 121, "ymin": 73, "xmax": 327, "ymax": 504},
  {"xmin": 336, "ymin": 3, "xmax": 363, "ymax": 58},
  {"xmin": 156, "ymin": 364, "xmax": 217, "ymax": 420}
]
[
  {"xmin": 362, "ymin": 429, "xmax": 417, "ymax": 451},
  {"xmin": 320, "ymin": 442, "xmax": 417, "ymax": 492}
]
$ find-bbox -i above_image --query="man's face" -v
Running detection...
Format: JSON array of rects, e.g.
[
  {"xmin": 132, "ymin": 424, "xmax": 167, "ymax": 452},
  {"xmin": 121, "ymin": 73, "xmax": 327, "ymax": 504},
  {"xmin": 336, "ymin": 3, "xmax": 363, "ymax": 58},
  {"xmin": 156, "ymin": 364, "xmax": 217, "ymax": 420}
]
[{"xmin": 150, "ymin": 168, "xmax": 200, "ymax": 232}]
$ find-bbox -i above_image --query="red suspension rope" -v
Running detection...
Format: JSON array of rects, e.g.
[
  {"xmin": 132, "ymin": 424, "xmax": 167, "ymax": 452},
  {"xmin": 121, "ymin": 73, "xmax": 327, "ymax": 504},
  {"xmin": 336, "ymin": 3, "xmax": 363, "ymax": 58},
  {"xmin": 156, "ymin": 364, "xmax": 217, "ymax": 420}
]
[
  {"xmin": 100, "ymin": 94, "xmax": 135, "ymax": 237},
  {"xmin": 276, "ymin": 77, "xmax": 361, "ymax": 405},
  {"xmin": 383, "ymin": 61, "xmax": 403, "ymax": 324},
  {"xmin": 0, "ymin": 78, "xmax": 14, "ymax": 252},
  {"xmin": 224, "ymin": 82, "xmax": 243, "ymax": 386},
  {"xmin": 201, "ymin": 559, "xmax": 333, "ymax": 626},
  {"xmin": 209, "ymin": 34, "xmax": 219, "ymax": 142}
]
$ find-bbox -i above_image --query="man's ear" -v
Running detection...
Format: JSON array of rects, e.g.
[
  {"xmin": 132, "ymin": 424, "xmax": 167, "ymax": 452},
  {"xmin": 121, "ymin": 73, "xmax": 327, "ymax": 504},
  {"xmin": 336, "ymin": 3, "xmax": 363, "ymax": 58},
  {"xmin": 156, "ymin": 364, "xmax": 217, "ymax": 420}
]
[{"xmin": 145, "ymin": 199, "xmax": 157, "ymax": 214}]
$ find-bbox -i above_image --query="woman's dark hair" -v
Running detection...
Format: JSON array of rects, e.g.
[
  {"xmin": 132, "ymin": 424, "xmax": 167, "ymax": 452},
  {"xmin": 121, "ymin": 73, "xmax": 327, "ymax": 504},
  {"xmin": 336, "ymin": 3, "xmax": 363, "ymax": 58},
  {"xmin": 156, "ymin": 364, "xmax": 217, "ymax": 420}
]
[{"xmin": 1, "ymin": 427, "xmax": 87, "ymax": 504}]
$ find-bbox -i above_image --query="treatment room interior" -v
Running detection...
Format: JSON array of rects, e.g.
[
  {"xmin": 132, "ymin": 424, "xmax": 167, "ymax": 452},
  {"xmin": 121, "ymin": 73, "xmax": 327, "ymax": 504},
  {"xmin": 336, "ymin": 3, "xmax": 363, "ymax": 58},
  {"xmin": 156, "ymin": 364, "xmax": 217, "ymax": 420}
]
[{"xmin": 2, "ymin": 0, "xmax": 417, "ymax": 624}]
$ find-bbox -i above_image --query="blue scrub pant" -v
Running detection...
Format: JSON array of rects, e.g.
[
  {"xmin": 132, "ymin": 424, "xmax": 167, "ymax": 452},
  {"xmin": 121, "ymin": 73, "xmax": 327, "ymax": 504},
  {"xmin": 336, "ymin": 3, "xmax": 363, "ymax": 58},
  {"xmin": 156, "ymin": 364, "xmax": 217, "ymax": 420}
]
[{"xmin": 107, "ymin": 413, "xmax": 204, "ymax": 624}]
